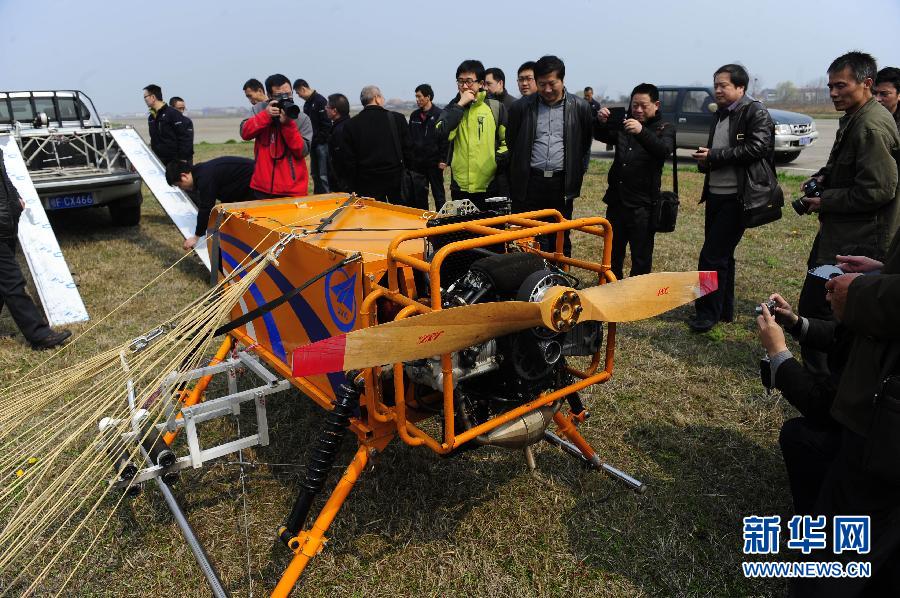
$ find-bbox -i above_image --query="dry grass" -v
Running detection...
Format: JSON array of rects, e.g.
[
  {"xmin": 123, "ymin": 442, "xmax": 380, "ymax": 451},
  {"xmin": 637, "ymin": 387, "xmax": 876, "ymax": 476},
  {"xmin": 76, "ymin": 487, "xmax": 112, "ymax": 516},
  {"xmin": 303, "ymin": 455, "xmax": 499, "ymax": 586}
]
[{"xmin": 0, "ymin": 144, "xmax": 817, "ymax": 597}]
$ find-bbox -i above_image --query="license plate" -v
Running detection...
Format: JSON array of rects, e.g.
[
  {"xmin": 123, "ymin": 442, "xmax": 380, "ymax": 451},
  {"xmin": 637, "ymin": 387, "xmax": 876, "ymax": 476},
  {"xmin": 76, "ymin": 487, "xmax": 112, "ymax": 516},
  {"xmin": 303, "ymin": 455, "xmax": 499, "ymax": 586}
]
[
  {"xmin": 47, "ymin": 192, "xmax": 94, "ymax": 210},
  {"xmin": 799, "ymin": 136, "xmax": 811, "ymax": 146}
]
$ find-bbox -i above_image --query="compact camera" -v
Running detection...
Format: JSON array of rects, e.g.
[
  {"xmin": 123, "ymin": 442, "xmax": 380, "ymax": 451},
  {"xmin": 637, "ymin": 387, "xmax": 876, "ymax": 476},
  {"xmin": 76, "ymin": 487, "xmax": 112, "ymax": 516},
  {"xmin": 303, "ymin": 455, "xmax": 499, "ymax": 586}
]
[
  {"xmin": 754, "ymin": 299, "xmax": 778, "ymax": 315},
  {"xmin": 271, "ymin": 92, "xmax": 300, "ymax": 120},
  {"xmin": 791, "ymin": 179, "xmax": 824, "ymax": 215}
]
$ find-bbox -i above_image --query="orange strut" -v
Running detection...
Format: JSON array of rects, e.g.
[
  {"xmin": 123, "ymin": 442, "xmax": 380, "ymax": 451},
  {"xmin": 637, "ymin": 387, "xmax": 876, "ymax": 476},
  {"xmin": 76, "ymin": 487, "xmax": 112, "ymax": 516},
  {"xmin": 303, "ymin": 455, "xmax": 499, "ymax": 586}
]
[
  {"xmin": 552, "ymin": 411, "xmax": 600, "ymax": 464},
  {"xmin": 271, "ymin": 444, "xmax": 370, "ymax": 597},
  {"xmin": 162, "ymin": 337, "xmax": 233, "ymax": 446}
]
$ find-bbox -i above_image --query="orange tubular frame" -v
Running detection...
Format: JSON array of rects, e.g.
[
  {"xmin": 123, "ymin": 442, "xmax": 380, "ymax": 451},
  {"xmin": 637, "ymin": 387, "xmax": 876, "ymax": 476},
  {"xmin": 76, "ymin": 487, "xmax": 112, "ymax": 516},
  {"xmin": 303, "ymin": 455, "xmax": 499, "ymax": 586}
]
[
  {"xmin": 271, "ymin": 208, "xmax": 618, "ymax": 595},
  {"xmin": 374, "ymin": 211, "xmax": 615, "ymax": 454}
]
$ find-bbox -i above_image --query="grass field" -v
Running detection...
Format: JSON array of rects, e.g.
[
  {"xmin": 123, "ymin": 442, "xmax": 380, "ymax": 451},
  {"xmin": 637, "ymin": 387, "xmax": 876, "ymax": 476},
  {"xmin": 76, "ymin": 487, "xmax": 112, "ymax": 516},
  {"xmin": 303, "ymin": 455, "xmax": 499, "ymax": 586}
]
[{"xmin": 0, "ymin": 142, "xmax": 818, "ymax": 597}]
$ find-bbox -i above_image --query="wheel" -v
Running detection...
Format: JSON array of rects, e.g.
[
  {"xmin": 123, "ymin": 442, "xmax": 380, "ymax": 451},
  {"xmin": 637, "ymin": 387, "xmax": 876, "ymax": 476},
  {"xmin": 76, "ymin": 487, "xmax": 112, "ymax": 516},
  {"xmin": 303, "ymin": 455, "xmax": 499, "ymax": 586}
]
[
  {"xmin": 108, "ymin": 192, "xmax": 142, "ymax": 226},
  {"xmin": 775, "ymin": 151, "xmax": 801, "ymax": 164}
]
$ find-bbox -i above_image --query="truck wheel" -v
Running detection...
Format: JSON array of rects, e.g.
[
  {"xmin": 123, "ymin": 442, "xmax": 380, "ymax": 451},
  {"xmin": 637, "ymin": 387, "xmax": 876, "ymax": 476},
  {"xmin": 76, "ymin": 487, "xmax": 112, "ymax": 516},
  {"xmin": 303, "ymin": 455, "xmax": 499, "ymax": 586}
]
[
  {"xmin": 775, "ymin": 151, "xmax": 801, "ymax": 164},
  {"xmin": 109, "ymin": 192, "xmax": 143, "ymax": 226}
]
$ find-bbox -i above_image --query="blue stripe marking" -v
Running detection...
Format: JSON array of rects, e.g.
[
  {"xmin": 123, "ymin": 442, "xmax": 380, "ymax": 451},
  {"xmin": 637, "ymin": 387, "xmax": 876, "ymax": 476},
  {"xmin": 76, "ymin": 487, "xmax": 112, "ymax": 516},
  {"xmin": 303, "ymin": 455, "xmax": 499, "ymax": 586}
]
[
  {"xmin": 220, "ymin": 251, "xmax": 286, "ymax": 362},
  {"xmin": 219, "ymin": 233, "xmax": 347, "ymax": 391}
]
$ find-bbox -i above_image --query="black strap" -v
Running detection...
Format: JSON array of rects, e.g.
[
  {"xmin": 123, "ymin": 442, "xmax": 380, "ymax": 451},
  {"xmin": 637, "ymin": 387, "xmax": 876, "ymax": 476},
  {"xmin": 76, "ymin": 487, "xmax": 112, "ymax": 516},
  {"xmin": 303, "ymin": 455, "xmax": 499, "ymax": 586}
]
[
  {"xmin": 671, "ymin": 126, "xmax": 679, "ymax": 195},
  {"xmin": 208, "ymin": 210, "xmax": 224, "ymax": 287},
  {"xmin": 313, "ymin": 195, "xmax": 355, "ymax": 234},
  {"xmin": 213, "ymin": 252, "xmax": 361, "ymax": 338}
]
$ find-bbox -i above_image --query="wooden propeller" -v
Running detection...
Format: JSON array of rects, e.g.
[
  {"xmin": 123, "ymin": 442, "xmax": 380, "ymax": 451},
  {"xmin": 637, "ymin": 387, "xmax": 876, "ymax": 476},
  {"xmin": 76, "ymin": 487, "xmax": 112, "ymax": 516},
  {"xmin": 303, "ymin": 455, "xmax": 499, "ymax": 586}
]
[{"xmin": 292, "ymin": 271, "xmax": 717, "ymax": 377}]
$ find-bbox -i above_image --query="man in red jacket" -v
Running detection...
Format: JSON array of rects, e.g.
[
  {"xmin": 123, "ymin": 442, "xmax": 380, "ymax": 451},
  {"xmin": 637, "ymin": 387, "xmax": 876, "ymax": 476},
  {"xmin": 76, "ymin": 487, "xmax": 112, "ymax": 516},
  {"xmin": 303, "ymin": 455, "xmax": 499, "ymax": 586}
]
[{"xmin": 240, "ymin": 73, "xmax": 308, "ymax": 198}]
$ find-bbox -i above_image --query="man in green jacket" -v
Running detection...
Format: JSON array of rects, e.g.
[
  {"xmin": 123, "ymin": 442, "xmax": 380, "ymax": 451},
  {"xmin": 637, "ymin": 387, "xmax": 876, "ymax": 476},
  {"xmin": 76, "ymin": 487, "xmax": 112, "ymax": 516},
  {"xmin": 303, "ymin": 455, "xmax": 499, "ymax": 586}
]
[
  {"xmin": 797, "ymin": 51, "xmax": 900, "ymax": 375},
  {"xmin": 435, "ymin": 59, "xmax": 508, "ymax": 211}
]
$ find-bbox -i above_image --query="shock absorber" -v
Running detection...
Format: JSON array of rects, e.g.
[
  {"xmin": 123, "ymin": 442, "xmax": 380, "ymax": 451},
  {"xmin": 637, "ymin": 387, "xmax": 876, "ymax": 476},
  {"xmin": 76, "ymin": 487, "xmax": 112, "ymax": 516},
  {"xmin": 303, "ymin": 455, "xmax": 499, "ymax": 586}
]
[{"xmin": 278, "ymin": 379, "xmax": 359, "ymax": 547}]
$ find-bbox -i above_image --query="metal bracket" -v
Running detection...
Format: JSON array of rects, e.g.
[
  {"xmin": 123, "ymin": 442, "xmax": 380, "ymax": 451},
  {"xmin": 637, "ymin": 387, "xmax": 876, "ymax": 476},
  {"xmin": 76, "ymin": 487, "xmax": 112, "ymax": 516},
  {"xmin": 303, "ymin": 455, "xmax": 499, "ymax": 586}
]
[{"xmin": 110, "ymin": 351, "xmax": 289, "ymax": 488}]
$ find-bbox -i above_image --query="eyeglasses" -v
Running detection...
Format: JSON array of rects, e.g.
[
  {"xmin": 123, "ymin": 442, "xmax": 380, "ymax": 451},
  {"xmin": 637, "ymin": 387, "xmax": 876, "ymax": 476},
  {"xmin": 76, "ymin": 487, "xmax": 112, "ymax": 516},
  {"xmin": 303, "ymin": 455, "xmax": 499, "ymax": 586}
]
[
  {"xmin": 456, "ymin": 78, "xmax": 478, "ymax": 86},
  {"xmin": 142, "ymin": 94, "xmax": 151, "ymax": 99},
  {"xmin": 517, "ymin": 76, "xmax": 535, "ymax": 83}
]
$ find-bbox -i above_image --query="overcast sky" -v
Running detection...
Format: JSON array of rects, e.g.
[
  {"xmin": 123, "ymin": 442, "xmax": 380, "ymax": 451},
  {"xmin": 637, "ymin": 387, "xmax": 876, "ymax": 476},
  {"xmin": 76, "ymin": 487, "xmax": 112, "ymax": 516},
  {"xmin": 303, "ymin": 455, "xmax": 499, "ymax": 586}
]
[{"xmin": 1, "ymin": 0, "xmax": 897, "ymax": 115}]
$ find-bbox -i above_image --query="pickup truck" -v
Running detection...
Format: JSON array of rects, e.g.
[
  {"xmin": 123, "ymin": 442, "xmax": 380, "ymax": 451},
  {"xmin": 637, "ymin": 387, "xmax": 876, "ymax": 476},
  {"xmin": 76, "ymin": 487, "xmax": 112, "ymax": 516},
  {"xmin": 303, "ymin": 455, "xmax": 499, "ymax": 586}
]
[
  {"xmin": 0, "ymin": 90, "xmax": 143, "ymax": 225},
  {"xmin": 657, "ymin": 86, "xmax": 819, "ymax": 164}
]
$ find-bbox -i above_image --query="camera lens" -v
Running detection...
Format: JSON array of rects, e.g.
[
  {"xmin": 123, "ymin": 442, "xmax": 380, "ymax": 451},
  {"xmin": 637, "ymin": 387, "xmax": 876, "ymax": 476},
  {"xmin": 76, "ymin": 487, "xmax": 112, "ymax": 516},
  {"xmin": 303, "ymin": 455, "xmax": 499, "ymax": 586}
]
[{"xmin": 791, "ymin": 197, "xmax": 809, "ymax": 215}]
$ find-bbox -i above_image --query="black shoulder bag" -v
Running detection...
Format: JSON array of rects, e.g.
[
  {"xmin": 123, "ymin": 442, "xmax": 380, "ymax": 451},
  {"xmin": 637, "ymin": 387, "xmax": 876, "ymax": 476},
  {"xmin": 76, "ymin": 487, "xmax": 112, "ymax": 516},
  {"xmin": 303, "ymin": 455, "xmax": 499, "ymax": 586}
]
[
  {"xmin": 652, "ymin": 124, "xmax": 679, "ymax": 233},
  {"xmin": 741, "ymin": 102, "xmax": 784, "ymax": 228},
  {"xmin": 386, "ymin": 111, "xmax": 415, "ymax": 204}
]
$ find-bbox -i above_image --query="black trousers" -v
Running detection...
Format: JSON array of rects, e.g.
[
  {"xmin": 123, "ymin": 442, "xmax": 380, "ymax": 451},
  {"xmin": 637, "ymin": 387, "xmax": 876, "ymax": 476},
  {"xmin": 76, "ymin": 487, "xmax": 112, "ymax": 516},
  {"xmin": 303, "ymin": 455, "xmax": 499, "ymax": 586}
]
[
  {"xmin": 791, "ymin": 427, "xmax": 900, "ymax": 597},
  {"xmin": 410, "ymin": 166, "xmax": 445, "ymax": 211},
  {"xmin": 798, "ymin": 234, "xmax": 834, "ymax": 377},
  {"xmin": 695, "ymin": 192, "xmax": 745, "ymax": 322},
  {"xmin": 516, "ymin": 173, "xmax": 572, "ymax": 256},
  {"xmin": 606, "ymin": 202, "xmax": 655, "ymax": 280},
  {"xmin": 355, "ymin": 173, "xmax": 402, "ymax": 205},
  {"xmin": 779, "ymin": 417, "xmax": 842, "ymax": 515},
  {"xmin": 0, "ymin": 238, "xmax": 52, "ymax": 343}
]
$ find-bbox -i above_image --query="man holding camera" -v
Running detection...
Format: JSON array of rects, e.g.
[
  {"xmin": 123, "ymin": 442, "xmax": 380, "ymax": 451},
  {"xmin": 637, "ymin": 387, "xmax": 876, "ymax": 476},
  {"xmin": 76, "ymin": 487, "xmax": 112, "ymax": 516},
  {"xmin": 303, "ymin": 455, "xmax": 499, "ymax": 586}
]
[
  {"xmin": 795, "ymin": 52, "xmax": 900, "ymax": 374},
  {"xmin": 688, "ymin": 64, "xmax": 776, "ymax": 333},
  {"xmin": 594, "ymin": 83, "xmax": 674, "ymax": 280},
  {"xmin": 240, "ymin": 74, "xmax": 308, "ymax": 199}
]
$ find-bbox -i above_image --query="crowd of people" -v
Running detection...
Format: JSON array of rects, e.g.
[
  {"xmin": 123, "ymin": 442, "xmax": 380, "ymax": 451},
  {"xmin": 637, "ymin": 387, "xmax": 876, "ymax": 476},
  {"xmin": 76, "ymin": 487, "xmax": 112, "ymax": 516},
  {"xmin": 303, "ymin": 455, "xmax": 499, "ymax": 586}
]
[{"xmin": 2, "ymin": 48, "xmax": 900, "ymax": 595}]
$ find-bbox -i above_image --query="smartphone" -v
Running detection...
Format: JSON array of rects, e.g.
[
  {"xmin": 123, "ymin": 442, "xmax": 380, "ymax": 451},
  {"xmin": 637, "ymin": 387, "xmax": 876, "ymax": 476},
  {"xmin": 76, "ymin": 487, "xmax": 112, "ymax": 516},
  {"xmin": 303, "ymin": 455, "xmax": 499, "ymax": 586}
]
[{"xmin": 607, "ymin": 107, "xmax": 627, "ymax": 128}]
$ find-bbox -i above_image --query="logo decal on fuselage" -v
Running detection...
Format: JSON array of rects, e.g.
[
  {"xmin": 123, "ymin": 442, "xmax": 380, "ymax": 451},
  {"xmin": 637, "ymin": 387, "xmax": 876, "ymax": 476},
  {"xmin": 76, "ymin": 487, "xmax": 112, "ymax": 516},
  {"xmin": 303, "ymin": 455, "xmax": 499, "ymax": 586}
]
[{"xmin": 325, "ymin": 268, "xmax": 357, "ymax": 333}]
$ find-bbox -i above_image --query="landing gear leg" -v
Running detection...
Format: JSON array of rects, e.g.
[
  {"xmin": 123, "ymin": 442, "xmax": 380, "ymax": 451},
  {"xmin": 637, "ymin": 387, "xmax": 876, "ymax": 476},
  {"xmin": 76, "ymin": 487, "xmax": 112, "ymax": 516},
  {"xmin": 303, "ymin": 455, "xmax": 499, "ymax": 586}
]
[
  {"xmin": 547, "ymin": 411, "xmax": 646, "ymax": 494},
  {"xmin": 272, "ymin": 444, "xmax": 370, "ymax": 597}
]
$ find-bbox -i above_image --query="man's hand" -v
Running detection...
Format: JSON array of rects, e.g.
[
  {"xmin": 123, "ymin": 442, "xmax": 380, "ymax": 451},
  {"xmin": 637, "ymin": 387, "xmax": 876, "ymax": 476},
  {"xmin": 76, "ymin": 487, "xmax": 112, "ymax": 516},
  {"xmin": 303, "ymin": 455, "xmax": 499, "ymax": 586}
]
[
  {"xmin": 457, "ymin": 89, "xmax": 477, "ymax": 107},
  {"xmin": 825, "ymin": 273, "xmax": 862, "ymax": 322},
  {"xmin": 183, "ymin": 235, "xmax": 199, "ymax": 251},
  {"xmin": 800, "ymin": 174, "xmax": 824, "ymax": 192},
  {"xmin": 267, "ymin": 100, "xmax": 288, "ymax": 123},
  {"xmin": 438, "ymin": 162, "xmax": 447, "ymax": 171},
  {"xmin": 803, "ymin": 196, "xmax": 821, "ymax": 212},
  {"xmin": 623, "ymin": 118, "xmax": 643, "ymax": 134},
  {"xmin": 837, "ymin": 254, "xmax": 883, "ymax": 273},
  {"xmin": 19, "ymin": 198, "xmax": 25, "ymax": 209},
  {"xmin": 597, "ymin": 106, "xmax": 610, "ymax": 123},
  {"xmin": 692, "ymin": 146, "xmax": 709, "ymax": 166},
  {"xmin": 768, "ymin": 293, "xmax": 799, "ymax": 328},
  {"xmin": 757, "ymin": 304, "xmax": 788, "ymax": 357}
]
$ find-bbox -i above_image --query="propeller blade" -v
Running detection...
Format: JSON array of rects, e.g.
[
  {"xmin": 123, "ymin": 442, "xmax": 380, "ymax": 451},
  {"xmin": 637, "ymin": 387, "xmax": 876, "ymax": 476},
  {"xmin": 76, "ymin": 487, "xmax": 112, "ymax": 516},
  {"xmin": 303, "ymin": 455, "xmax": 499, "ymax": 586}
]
[
  {"xmin": 578, "ymin": 271, "xmax": 717, "ymax": 323},
  {"xmin": 292, "ymin": 271, "xmax": 717, "ymax": 377},
  {"xmin": 293, "ymin": 301, "xmax": 543, "ymax": 376}
]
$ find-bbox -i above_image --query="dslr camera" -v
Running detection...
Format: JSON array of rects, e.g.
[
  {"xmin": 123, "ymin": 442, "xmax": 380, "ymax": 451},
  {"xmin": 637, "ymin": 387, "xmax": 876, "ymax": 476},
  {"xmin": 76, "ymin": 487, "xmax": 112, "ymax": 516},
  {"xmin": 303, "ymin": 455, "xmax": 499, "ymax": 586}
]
[
  {"xmin": 791, "ymin": 178, "xmax": 823, "ymax": 215},
  {"xmin": 270, "ymin": 92, "xmax": 300, "ymax": 120}
]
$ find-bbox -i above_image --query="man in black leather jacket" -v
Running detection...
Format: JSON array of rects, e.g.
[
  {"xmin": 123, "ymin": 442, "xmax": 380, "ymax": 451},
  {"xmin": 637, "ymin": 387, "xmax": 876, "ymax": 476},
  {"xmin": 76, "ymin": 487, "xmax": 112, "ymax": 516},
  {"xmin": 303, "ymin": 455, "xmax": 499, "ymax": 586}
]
[
  {"xmin": 0, "ymin": 149, "xmax": 71, "ymax": 350},
  {"xmin": 689, "ymin": 64, "xmax": 775, "ymax": 332},
  {"xmin": 506, "ymin": 55, "xmax": 594, "ymax": 255},
  {"xmin": 594, "ymin": 83, "xmax": 674, "ymax": 280}
]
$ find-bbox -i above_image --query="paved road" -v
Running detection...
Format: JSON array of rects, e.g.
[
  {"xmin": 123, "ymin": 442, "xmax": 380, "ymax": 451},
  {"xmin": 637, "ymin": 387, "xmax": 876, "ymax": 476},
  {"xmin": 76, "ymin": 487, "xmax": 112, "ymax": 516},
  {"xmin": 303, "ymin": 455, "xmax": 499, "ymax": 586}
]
[{"xmin": 590, "ymin": 118, "xmax": 837, "ymax": 177}]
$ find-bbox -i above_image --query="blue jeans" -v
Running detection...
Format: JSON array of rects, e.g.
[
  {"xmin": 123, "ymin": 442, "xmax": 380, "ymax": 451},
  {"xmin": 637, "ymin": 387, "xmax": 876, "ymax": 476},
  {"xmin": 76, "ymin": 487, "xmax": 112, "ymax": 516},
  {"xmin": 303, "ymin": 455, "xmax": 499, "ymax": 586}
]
[{"xmin": 310, "ymin": 143, "xmax": 330, "ymax": 194}]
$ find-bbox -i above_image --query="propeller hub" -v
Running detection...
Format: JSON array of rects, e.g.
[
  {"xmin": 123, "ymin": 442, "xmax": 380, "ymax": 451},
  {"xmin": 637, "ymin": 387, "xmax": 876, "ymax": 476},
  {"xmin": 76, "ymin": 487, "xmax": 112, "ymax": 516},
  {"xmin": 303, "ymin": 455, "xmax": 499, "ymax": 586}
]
[{"xmin": 548, "ymin": 289, "xmax": 582, "ymax": 332}]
